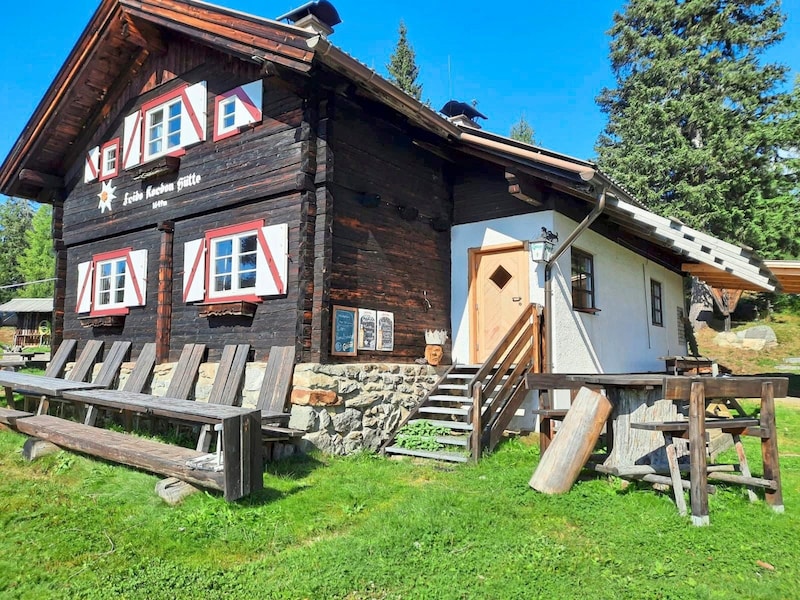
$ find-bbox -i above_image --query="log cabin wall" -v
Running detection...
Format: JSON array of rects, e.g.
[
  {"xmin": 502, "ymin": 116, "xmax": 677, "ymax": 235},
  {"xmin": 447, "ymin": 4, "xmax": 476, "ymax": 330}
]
[
  {"xmin": 57, "ymin": 36, "xmax": 310, "ymax": 361},
  {"xmin": 326, "ymin": 96, "xmax": 452, "ymax": 363}
]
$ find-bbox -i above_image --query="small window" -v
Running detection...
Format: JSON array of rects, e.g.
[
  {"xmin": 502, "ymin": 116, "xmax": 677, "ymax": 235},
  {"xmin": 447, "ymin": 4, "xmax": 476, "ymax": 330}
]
[
  {"xmin": 210, "ymin": 231, "xmax": 259, "ymax": 298},
  {"xmin": 651, "ymin": 279, "xmax": 664, "ymax": 326},
  {"xmin": 213, "ymin": 81, "xmax": 263, "ymax": 141},
  {"xmin": 182, "ymin": 220, "xmax": 288, "ymax": 304},
  {"xmin": 96, "ymin": 257, "xmax": 127, "ymax": 309},
  {"xmin": 99, "ymin": 139, "xmax": 120, "ymax": 181},
  {"xmin": 145, "ymin": 98, "xmax": 183, "ymax": 159},
  {"xmin": 571, "ymin": 249, "xmax": 596, "ymax": 311},
  {"xmin": 76, "ymin": 249, "xmax": 148, "ymax": 316}
]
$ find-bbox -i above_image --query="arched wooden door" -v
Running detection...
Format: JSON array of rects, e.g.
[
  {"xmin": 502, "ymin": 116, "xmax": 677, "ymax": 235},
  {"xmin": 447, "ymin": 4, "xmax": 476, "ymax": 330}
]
[{"xmin": 469, "ymin": 243, "xmax": 530, "ymax": 363}]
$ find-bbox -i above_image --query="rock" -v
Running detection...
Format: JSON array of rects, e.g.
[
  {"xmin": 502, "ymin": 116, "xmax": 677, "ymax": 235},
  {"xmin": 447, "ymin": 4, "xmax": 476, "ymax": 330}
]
[
  {"xmin": 332, "ymin": 408, "xmax": 362, "ymax": 433},
  {"xmin": 291, "ymin": 388, "xmax": 340, "ymax": 406},
  {"xmin": 741, "ymin": 338, "xmax": 766, "ymax": 351},
  {"xmin": 362, "ymin": 427, "xmax": 384, "ymax": 451},
  {"xmin": 737, "ymin": 325, "xmax": 778, "ymax": 348},
  {"xmin": 713, "ymin": 332, "xmax": 739, "ymax": 347},
  {"xmin": 156, "ymin": 477, "xmax": 199, "ymax": 505},
  {"xmin": 288, "ymin": 405, "xmax": 317, "ymax": 431},
  {"xmin": 343, "ymin": 431, "xmax": 364, "ymax": 453},
  {"xmin": 345, "ymin": 393, "xmax": 382, "ymax": 409},
  {"xmin": 318, "ymin": 408, "xmax": 333, "ymax": 432}
]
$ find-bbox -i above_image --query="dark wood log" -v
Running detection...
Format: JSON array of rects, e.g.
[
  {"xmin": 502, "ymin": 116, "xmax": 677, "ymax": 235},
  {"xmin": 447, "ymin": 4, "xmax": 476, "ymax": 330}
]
[
  {"xmin": 529, "ymin": 387, "xmax": 612, "ymax": 494},
  {"xmin": 19, "ymin": 169, "xmax": 64, "ymax": 189},
  {"xmin": 156, "ymin": 221, "xmax": 174, "ymax": 364},
  {"xmin": 759, "ymin": 382, "xmax": 783, "ymax": 511},
  {"xmin": 688, "ymin": 381, "xmax": 709, "ymax": 526}
]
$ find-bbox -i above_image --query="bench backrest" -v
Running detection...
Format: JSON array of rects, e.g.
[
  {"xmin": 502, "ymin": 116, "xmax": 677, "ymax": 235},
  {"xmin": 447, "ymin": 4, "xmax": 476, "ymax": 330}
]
[
  {"xmin": 208, "ymin": 344, "xmax": 250, "ymax": 406},
  {"xmin": 66, "ymin": 340, "xmax": 104, "ymax": 382},
  {"xmin": 164, "ymin": 343, "xmax": 207, "ymax": 399},
  {"xmin": 44, "ymin": 339, "xmax": 78, "ymax": 378},
  {"xmin": 255, "ymin": 346, "xmax": 295, "ymax": 415},
  {"xmin": 93, "ymin": 341, "xmax": 132, "ymax": 388},
  {"xmin": 122, "ymin": 343, "xmax": 157, "ymax": 393}
]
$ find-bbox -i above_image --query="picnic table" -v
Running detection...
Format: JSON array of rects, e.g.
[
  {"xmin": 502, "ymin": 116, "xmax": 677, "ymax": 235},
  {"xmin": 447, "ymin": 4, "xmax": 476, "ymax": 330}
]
[
  {"xmin": 0, "ymin": 370, "xmax": 105, "ymax": 411},
  {"xmin": 526, "ymin": 373, "xmax": 787, "ymax": 525}
]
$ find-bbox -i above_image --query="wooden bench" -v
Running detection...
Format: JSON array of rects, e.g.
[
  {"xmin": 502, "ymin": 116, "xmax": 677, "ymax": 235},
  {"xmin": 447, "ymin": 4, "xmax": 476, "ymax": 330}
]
[
  {"xmin": 16, "ymin": 415, "xmax": 227, "ymax": 491},
  {"xmin": 36, "ymin": 390, "xmax": 263, "ymax": 501}
]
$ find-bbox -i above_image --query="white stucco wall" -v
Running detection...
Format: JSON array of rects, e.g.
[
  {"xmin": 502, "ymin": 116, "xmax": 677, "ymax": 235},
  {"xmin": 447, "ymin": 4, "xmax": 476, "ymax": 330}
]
[{"xmin": 451, "ymin": 211, "xmax": 686, "ymax": 425}]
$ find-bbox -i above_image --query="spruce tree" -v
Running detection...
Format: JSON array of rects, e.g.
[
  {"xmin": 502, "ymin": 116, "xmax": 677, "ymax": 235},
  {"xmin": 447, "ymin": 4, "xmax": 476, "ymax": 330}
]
[
  {"xmin": 596, "ymin": 0, "xmax": 800, "ymax": 257},
  {"xmin": 510, "ymin": 114, "xmax": 537, "ymax": 145},
  {"xmin": 387, "ymin": 21, "xmax": 422, "ymax": 100}
]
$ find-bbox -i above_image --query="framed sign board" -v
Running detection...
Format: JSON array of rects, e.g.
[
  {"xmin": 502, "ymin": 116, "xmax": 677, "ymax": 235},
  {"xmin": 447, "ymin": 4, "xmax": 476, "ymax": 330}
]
[
  {"xmin": 376, "ymin": 310, "xmax": 394, "ymax": 352},
  {"xmin": 331, "ymin": 305, "xmax": 357, "ymax": 356},
  {"xmin": 358, "ymin": 309, "xmax": 377, "ymax": 351}
]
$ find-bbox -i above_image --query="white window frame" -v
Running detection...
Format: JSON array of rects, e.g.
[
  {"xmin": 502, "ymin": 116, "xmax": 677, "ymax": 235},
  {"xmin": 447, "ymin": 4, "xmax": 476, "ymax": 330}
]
[
  {"xmin": 95, "ymin": 256, "xmax": 128, "ymax": 310},
  {"xmin": 99, "ymin": 139, "xmax": 120, "ymax": 181},
  {"xmin": 218, "ymin": 96, "xmax": 238, "ymax": 136},
  {"xmin": 208, "ymin": 230, "xmax": 259, "ymax": 299},
  {"xmin": 144, "ymin": 97, "xmax": 183, "ymax": 161}
]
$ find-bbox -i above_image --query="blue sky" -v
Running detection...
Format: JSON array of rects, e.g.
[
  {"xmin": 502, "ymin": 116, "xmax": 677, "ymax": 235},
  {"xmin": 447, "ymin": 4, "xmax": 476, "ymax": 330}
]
[{"xmin": 1, "ymin": 0, "xmax": 799, "ymax": 169}]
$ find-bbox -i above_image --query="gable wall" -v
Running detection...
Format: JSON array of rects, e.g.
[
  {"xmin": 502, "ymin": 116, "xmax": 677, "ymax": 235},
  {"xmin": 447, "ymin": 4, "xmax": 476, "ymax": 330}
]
[{"xmin": 58, "ymin": 37, "xmax": 310, "ymax": 361}]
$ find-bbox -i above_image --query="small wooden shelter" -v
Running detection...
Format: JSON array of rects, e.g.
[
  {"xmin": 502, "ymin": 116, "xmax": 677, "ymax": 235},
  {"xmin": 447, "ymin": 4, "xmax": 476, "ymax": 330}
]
[{"xmin": 0, "ymin": 298, "xmax": 53, "ymax": 348}]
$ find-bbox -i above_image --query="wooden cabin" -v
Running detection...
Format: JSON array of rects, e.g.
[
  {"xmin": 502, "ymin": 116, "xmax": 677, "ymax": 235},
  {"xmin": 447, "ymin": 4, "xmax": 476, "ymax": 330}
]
[
  {"xmin": 0, "ymin": 0, "xmax": 779, "ymax": 381},
  {"xmin": 0, "ymin": 298, "xmax": 53, "ymax": 349}
]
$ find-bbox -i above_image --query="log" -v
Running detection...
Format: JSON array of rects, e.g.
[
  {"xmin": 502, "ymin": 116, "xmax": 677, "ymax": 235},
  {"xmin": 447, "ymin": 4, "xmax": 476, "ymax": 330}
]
[{"xmin": 529, "ymin": 387, "xmax": 612, "ymax": 494}]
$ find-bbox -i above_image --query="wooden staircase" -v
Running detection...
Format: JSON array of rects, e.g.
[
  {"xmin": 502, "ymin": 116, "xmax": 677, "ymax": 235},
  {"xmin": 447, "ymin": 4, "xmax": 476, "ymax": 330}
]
[{"xmin": 383, "ymin": 304, "xmax": 544, "ymax": 463}]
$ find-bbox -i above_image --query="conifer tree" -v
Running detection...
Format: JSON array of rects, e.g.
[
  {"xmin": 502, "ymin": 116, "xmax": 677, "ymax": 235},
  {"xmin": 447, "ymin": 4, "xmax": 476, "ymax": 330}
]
[
  {"xmin": 387, "ymin": 21, "xmax": 422, "ymax": 100},
  {"xmin": 17, "ymin": 204, "xmax": 54, "ymax": 299},
  {"xmin": 596, "ymin": 0, "xmax": 800, "ymax": 257},
  {"xmin": 510, "ymin": 114, "xmax": 537, "ymax": 145},
  {"xmin": 0, "ymin": 198, "xmax": 34, "ymax": 302}
]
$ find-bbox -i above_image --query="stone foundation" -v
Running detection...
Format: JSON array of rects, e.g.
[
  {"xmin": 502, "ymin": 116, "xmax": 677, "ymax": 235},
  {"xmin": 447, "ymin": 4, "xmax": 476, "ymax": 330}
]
[
  {"xmin": 289, "ymin": 363, "xmax": 442, "ymax": 455},
  {"xmin": 72, "ymin": 360, "xmax": 442, "ymax": 456}
]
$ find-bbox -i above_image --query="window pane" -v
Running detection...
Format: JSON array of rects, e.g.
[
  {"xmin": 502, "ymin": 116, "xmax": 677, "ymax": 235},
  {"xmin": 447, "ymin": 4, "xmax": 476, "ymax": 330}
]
[
  {"xmin": 215, "ymin": 257, "xmax": 232, "ymax": 275},
  {"xmin": 215, "ymin": 239, "xmax": 233, "ymax": 258},
  {"xmin": 100, "ymin": 291, "xmax": 110, "ymax": 305},
  {"xmin": 168, "ymin": 101, "xmax": 182, "ymax": 118},
  {"xmin": 240, "ymin": 235, "xmax": 257, "ymax": 253},
  {"xmin": 239, "ymin": 271, "xmax": 256, "ymax": 289},
  {"xmin": 239, "ymin": 254, "xmax": 256, "ymax": 271},
  {"xmin": 214, "ymin": 274, "xmax": 232, "ymax": 292}
]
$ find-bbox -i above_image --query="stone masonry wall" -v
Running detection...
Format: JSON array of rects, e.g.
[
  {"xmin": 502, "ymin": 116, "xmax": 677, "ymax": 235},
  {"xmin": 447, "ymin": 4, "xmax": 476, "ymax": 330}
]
[
  {"xmin": 288, "ymin": 363, "xmax": 442, "ymax": 455},
  {"xmin": 74, "ymin": 360, "xmax": 441, "ymax": 455}
]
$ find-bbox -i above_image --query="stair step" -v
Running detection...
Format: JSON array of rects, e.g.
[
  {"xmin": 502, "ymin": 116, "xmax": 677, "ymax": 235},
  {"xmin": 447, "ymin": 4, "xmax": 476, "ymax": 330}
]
[
  {"xmin": 438, "ymin": 383, "xmax": 469, "ymax": 391},
  {"xmin": 384, "ymin": 445, "xmax": 469, "ymax": 463},
  {"xmin": 418, "ymin": 406, "xmax": 469, "ymax": 417},
  {"xmin": 429, "ymin": 394, "xmax": 470, "ymax": 403},
  {"xmin": 437, "ymin": 435, "xmax": 469, "ymax": 447},
  {"xmin": 408, "ymin": 418, "xmax": 473, "ymax": 431},
  {"xmin": 446, "ymin": 373, "xmax": 476, "ymax": 380}
]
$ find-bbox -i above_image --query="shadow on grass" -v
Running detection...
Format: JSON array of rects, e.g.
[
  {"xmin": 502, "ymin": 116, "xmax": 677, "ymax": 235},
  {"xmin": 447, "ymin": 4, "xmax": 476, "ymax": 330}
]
[{"xmin": 264, "ymin": 452, "xmax": 325, "ymax": 480}]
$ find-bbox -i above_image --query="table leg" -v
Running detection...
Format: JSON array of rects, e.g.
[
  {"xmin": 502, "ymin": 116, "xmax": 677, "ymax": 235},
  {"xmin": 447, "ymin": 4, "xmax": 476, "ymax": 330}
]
[
  {"xmin": 759, "ymin": 382, "xmax": 783, "ymax": 512},
  {"xmin": 732, "ymin": 433, "xmax": 757, "ymax": 503},
  {"xmin": 689, "ymin": 381, "xmax": 709, "ymax": 526},
  {"xmin": 539, "ymin": 390, "xmax": 554, "ymax": 453},
  {"xmin": 4, "ymin": 386, "xmax": 15, "ymax": 411}
]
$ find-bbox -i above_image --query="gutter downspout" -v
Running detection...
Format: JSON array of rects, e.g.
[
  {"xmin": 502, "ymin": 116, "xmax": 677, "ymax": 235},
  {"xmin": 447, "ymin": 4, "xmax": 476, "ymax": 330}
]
[{"xmin": 544, "ymin": 186, "xmax": 607, "ymax": 373}]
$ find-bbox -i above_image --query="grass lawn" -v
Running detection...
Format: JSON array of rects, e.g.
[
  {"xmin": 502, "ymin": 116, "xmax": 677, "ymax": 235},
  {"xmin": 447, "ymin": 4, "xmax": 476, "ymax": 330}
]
[{"xmin": 1, "ymin": 401, "xmax": 799, "ymax": 599}]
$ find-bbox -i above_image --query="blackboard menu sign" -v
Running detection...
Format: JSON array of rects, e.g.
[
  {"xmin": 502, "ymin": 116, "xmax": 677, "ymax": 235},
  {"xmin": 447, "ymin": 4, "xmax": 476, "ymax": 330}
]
[
  {"xmin": 358, "ymin": 309, "xmax": 377, "ymax": 351},
  {"xmin": 376, "ymin": 310, "xmax": 394, "ymax": 352},
  {"xmin": 331, "ymin": 305, "xmax": 357, "ymax": 356}
]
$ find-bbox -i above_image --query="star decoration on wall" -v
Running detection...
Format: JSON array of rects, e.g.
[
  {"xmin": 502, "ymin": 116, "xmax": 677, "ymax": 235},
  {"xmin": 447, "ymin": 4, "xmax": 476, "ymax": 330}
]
[{"xmin": 98, "ymin": 180, "xmax": 117, "ymax": 213}]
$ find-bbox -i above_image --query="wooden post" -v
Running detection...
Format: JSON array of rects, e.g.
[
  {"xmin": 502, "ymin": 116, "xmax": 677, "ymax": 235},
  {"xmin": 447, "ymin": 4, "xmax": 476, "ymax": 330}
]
[
  {"xmin": 529, "ymin": 387, "xmax": 612, "ymax": 494},
  {"xmin": 759, "ymin": 382, "xmax": 783, "ymax": 512},
  {"xmin": 688, "ymin": 381, "xmax": 709, "ymax": 526},
  {"xmin": 664, "ymin": 433, "xmax": 687, "ymax": 516},
  {"xmin": 471, "ymin": 384, "xmax": 482, "ymax": 461},
  {"xmin": 222, "ymin": 410, "xmax": 263, "ymax": 501},
  {"xmin": 155, "ymin": 221, "xmax": 174, "ymax": 364}
]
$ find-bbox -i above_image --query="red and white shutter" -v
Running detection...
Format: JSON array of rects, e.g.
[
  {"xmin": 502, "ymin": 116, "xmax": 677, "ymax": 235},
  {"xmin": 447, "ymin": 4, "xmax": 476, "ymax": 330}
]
[
  {"xmin": 183, "ymin": 238, "xmax": 207, "ymax": 302},
  {"xmin": 123, "ymin": 249, "xmax": 148, "ymax": 307},
  {"xmin": 123, "ymin": 111, "xmax": 142, "ymax": 170},
  {"xmin": 181, "ymin": 81, "xmax": 208, "ymax": 147},
  {"xmin": 255, "ymin": 223, "xmax": 288, "ymax": 297},
  {"xmin": 237, "ymin": 80, "xmax": 263, "ymax": 126},
  {"xmin": 84, "ymin": 147, "xmax": 100, "ymax": 183},
  {"xmin": 76, "ymin": 261, "xmax": 94, "ymax": 314}
]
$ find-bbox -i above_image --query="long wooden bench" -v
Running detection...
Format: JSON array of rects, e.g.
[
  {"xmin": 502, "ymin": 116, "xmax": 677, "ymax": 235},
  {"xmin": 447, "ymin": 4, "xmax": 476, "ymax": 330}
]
[{"xmin": 16, "ymin": 415, "xmax": 225, "ymax": 492}]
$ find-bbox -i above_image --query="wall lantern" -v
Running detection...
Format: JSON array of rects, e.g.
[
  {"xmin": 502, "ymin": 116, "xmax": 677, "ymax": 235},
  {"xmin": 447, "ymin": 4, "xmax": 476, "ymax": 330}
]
[{"xmin": 529, "ymin": 227, "xmax": 558, "ymax": 263}]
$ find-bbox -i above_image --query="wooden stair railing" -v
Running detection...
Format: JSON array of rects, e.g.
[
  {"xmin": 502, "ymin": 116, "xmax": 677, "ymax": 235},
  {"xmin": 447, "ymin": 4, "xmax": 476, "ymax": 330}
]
[{"xmin": 469, "ymin": 303, "xmax": 543, "ymax": 460}]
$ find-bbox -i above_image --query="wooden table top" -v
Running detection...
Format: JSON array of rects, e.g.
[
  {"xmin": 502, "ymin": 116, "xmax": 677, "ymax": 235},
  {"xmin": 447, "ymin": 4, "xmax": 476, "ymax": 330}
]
[
  {"xmin": 0, "ymin": 371, "xmax": 105, "ymax": 396},
  {"xmin": 63, "ymin": 389, "xmax": 264, "ymax": 424},
  {"xmin": 525, "ymin": 373, "xmax": 789, "ymax": 399}
]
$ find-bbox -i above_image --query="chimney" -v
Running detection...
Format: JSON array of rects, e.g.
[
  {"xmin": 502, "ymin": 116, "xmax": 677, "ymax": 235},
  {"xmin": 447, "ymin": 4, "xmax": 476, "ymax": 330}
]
[
  {"xmin": 277, "ymin": 1, "xmax": 342, "ymax": 38},
  {"xmin": 439, "ymin": 100, "xmax": 487, "ymax": 130}
]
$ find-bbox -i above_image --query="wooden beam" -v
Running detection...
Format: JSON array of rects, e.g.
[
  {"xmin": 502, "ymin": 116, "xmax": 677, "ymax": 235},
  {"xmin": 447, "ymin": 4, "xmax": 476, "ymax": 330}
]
[
  {"xmin": 18, "ymin": 169, "xmax": 64, "ymax": 190},
  {"xmin": 505, "ymin": 170, "xmax": 543, "ymax": 206},
  {"xmin": 122, "ymin": 14, "xmax": 167, "ymax": 55}
]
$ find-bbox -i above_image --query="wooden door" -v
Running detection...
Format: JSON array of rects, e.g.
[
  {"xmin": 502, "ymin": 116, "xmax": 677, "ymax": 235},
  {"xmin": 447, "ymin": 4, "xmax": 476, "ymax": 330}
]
[{"xmin": 469, "ymin": 243, "xmax": 530, "ymax": 363}]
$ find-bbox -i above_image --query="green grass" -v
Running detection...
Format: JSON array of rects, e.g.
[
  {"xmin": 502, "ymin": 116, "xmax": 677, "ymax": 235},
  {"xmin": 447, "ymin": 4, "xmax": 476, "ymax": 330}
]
[{"xmin": 1, "ymin": 402, "xmax": 799, "ymax": 599}]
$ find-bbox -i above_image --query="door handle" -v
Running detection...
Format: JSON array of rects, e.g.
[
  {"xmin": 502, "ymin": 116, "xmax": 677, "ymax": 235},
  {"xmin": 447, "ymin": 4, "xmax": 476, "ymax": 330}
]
[{"xmin": 512, "ymin": 296, "xmax": 522, "ymax": 302}]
